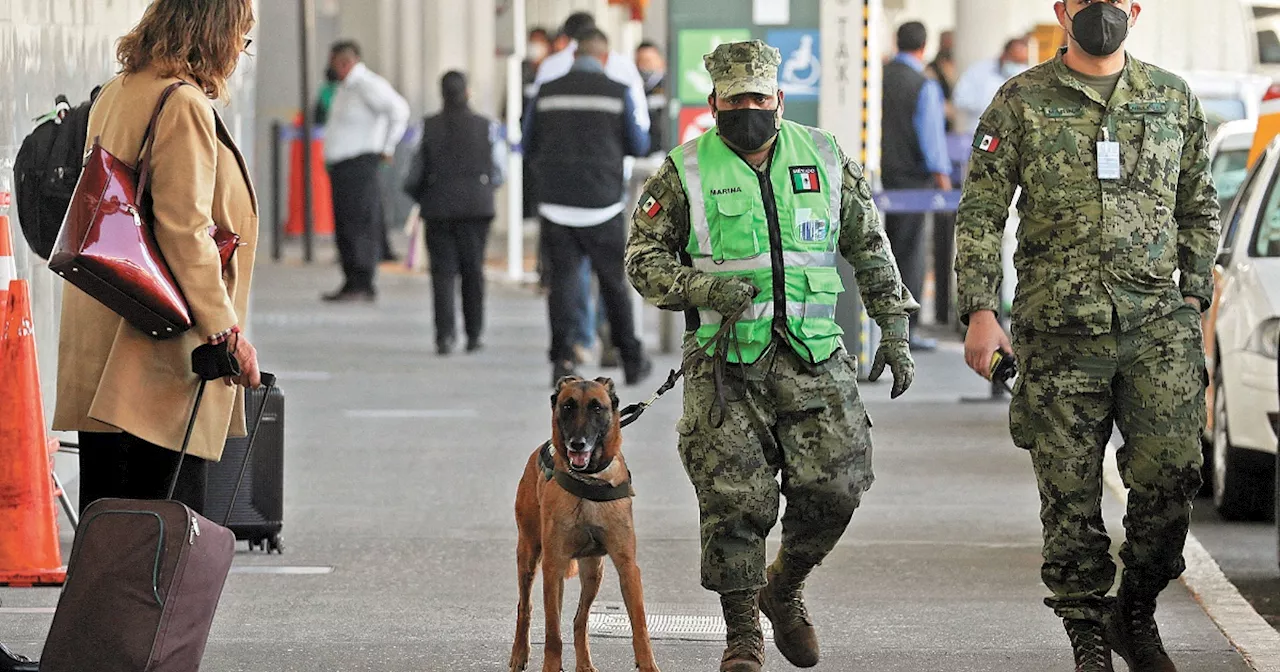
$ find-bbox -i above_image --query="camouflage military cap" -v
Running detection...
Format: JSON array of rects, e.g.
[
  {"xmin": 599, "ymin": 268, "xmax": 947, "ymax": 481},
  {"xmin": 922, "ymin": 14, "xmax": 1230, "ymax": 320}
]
[{"xmin": 704, "ymin": 40, "xmax": 781, "ymax": 98}]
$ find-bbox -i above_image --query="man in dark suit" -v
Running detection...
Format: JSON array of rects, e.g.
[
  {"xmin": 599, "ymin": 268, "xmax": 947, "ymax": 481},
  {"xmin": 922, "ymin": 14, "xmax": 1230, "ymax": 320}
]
[{"xmin": 882, "ymin": 22, "xmax": 952, "ymax": 351}]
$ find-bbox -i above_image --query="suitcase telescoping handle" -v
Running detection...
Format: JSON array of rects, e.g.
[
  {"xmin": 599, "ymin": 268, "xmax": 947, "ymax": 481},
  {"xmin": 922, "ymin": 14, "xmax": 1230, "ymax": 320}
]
[{"xmin": 170, "ymin": 342, "xmax": 277, "ymax": 527}]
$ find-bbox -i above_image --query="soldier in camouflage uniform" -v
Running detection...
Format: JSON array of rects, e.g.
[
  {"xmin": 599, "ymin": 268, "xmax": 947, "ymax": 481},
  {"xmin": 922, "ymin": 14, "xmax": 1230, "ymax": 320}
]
[
  {"xmin": 626, "ymin": 40, "xmax": 917, "ymax": 672},
  {"xmin": 954, "ymin": 2, "xmax": 1219, "ymax": 671}
]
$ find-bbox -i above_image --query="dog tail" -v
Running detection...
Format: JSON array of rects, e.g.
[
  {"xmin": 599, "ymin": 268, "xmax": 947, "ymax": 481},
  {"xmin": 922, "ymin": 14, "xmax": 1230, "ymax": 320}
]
[{"xmin": 565, "ymin": 559, "xmax": 579, "ymax": 579}]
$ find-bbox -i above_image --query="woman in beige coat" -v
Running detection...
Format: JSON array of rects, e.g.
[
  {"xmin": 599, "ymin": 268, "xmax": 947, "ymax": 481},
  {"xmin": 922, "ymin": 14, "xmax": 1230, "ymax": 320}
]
[{"xmin": 53, "ymin": 0, "xmax": 262, "ymax": 516}]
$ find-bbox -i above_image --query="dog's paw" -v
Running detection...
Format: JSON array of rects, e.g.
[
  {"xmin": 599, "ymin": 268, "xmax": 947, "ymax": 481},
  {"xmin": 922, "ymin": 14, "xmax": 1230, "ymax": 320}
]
[
  {"xmin": 507, "ymin": 650, "xmax": 529, "ymax": 671},
  {"xmin": 574, "ymin": 665, "xmax": 599, "ymax": 672}
]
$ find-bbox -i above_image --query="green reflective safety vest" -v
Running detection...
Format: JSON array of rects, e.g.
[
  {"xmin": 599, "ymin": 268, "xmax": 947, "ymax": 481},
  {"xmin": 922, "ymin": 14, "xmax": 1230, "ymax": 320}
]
[{"xmin": 673, "ymin": 120, "xmax": 846, "ymax": 365}]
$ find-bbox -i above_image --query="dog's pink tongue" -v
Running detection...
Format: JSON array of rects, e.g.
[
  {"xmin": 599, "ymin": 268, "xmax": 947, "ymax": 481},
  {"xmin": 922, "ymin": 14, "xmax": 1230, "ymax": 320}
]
[{"xmin": 570, "ymin": 452, "xmax": 590, "ymax": 468}]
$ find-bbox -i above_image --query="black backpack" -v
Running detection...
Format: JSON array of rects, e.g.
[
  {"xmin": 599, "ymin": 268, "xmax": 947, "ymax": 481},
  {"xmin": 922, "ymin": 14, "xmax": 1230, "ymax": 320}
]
[{"xmin": 13, "ymin": 89, "xmax": 99, "ymax": 260}]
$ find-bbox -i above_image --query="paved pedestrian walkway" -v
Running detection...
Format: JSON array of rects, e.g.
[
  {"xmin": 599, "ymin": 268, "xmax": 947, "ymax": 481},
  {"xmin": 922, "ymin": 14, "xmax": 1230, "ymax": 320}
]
[{"xmin": 0, "ymin": 259, "xmax": 1255, "ymax": 671}]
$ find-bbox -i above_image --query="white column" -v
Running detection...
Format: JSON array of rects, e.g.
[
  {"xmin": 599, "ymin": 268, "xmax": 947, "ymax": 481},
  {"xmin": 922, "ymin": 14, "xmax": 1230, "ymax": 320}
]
[
  {"xmin": 953, "ymin": 0, "xmax": 1035, "ymax": 76},
  {"xmin": 468, "ymin": 0, "xmax": 499, "ymax": 117}
]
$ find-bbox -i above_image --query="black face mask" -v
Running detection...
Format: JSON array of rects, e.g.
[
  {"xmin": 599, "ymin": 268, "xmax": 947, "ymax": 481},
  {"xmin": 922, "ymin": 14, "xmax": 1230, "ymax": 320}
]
[
  {"xmin": 715, "ymin": 107, "xmax": 780, "ymax": 153},
  {"xmin": 325, "ymin": 66, "xmax": 340, "ymax": 83},
  {"xmin": 1068, "ymin": 2, "xmax": 1130, "ymax": 57}
]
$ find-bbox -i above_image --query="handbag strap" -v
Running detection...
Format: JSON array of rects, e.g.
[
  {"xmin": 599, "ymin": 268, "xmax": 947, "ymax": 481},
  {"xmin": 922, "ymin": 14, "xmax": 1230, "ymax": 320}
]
[{"xmin": 137, "ymin": 81, "xmax": 190, "ymax": 199}]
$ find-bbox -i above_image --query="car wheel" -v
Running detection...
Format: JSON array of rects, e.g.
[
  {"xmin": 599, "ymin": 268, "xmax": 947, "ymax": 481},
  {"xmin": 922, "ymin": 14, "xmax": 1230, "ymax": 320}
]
[{"xmin": 1213, "ymin": 365, "xmax": 1271, "ymax": 521}]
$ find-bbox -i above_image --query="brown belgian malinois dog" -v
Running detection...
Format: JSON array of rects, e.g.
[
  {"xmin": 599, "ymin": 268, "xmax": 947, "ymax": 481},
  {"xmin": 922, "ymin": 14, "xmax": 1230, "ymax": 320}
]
[{"xmin": 509, "ymin": 376, "xmax": 661, "ymax": 672}]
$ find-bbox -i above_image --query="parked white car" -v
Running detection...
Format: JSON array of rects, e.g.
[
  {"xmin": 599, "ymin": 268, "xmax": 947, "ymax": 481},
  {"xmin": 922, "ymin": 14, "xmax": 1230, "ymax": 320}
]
[
  {"xmin": 1204, "ymin": 135, "xmax": 1280, "ymax": 521},
  {"xmin": 1210, "ymin": 119, "xmax": 1259, "ymax": 213},
  {"xmin": 1181, "ymin": 71, "xmax": 1272, "ymax": 132}
]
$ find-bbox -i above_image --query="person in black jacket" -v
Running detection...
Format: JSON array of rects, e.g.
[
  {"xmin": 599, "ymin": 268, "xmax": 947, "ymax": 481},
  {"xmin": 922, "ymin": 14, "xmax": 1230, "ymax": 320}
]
[
  {"xmin": 404, "ymin": 71, "xmax": 506, "ymax": 355},
  {"xmin": 524, "ymin": 29, "xmax": 653, "ymax": 387}
]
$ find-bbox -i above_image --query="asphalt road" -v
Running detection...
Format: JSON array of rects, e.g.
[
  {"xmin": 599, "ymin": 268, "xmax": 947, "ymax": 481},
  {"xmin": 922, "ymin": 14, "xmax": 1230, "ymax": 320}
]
[
  {"xmin": 0, "ymin": 259, "xmax": 1262, "ymax": 671},
  {"xmin": 1190, "ymin": 498, "xmax": 1280, "ymax": 630}
]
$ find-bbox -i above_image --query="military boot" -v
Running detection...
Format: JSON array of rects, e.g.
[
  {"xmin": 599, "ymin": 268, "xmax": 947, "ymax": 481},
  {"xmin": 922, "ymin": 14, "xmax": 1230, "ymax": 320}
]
[
  {"xmin": 720, "ymin": 590, "xmax": 765, "ymax": 672},
  {"xmin": 757, "ymin": 552, "xmax": 820, "ymax": 667},
  {"xmin": 1108, "ymin": 584, "xmax": 1177, "ymax": 671},
  {"xmin": 1065, "ymin": 619, "xmax": 1115, "ymax": 672}
]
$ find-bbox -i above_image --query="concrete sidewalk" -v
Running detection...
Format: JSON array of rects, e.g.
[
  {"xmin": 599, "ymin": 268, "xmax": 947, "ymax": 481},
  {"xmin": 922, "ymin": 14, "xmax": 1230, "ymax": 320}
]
[{"xmin": 0, "ymin": 259, "xmax": 1254, "ymax": 671}]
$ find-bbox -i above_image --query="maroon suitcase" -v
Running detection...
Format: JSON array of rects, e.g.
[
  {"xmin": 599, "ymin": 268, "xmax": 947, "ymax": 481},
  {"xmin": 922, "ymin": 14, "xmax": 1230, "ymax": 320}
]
[{"xmin": 40, "ymin": 373, "xmax": 277, "ymax": 672}]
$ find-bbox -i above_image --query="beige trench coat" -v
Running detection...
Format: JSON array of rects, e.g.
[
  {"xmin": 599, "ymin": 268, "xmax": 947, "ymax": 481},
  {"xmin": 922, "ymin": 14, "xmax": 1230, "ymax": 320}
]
[{"xmin": 52, "ymin": 69, "xmax": 258, "ymax": 462}]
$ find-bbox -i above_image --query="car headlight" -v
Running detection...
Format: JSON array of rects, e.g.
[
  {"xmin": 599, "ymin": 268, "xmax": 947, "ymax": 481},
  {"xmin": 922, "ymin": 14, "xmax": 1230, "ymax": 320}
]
[{"xmin": 1244, "ymin": 318, "xmax": 1280, "ymax": 359}]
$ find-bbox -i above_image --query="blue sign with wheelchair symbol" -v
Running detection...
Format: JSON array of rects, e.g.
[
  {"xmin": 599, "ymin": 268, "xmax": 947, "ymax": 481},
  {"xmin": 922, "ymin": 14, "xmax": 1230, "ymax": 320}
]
[{"xmin": 767, "ymin": 29, "xmax": 821, "ymax": 101}]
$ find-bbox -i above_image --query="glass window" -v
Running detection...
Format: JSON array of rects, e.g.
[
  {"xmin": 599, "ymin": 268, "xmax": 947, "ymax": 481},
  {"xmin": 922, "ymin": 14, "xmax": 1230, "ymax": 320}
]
[
  {"xmin": 1213, "ymin": 149, "xmax": 1252, "ymax": 212},
  {"xmin": 1201, "ymin": 99, "xmax": 1248, "ymax": 127},
  {"xmin": 1259, "ymin": 29, "xmax": 1280, "ymax": 64},
  {"xmin": 1224, "ymin": 156, "xmax": 1268, "ymax": 254},
  {"xmin": 1251, "ymin": 170, "xmax": 1280, "ymax": 257}
]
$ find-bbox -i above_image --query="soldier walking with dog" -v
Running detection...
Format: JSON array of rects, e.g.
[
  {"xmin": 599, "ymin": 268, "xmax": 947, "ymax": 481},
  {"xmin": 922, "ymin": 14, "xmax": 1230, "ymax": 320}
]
[
  {"xmin": 626, "ymin": 40, "xmax": 917, "ymax": 672},
  {"xmin": 955, "ymin": 2, "xmax": 1219, "ymax": 671}
]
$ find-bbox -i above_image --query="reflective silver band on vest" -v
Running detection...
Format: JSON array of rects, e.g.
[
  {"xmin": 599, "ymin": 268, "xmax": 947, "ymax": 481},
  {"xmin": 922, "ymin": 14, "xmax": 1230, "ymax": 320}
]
[
  {"xmin": 807, "ymin": 127, "xmax": 843, "ymax": 251},
  {"xmin": 682, "ymin": 137, "xmax": 713, "ymax": 256},
  {"xmin": 691, "ymin": 251, "xmax": 836, "ymax": 272},
  {"xmin": 536, "ymin": 95, "xmax": 625, "ymax": 114},
  {"xmin": 700, "ymin": 301, "xmax": 837, "ymax": 326}
]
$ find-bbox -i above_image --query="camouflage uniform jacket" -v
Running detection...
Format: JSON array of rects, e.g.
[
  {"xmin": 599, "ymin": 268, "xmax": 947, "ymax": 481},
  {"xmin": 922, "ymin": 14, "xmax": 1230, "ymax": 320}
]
[
  {"xmin": 955, "ymin": 50, "xmax": 1221, "ymax": 335},
  {"xmin": 626, "ymin": 133, "xmax": 918, "ymax": 347}
]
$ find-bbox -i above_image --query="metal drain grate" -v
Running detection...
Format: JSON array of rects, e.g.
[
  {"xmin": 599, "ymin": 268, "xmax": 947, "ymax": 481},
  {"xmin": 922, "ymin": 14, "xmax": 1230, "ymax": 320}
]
[{"xmin": 586, "ymin": 602, "xmax": 773, "ymax": 642}]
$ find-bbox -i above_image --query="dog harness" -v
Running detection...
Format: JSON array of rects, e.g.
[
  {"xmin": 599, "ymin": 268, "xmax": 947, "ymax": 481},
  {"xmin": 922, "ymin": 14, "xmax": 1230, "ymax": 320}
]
[{"xmin": 538, "ymin": 441, "xmax": 635, "ymax": 502}]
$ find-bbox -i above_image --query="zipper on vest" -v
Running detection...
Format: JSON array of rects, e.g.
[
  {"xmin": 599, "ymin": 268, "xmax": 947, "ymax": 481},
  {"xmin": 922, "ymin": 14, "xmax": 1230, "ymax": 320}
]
[{"xmin": 756, "ymin": 153, "xmax": 788, "ymax": 336}]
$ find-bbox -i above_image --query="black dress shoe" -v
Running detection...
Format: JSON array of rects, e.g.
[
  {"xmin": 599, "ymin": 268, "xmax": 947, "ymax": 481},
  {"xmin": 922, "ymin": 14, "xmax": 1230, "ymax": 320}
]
[
  {"xmin": 623, "ymin": 355, "xmax": 654, "ymax": 386},
  {"xmin": 322, "ymin": 288, "xmax": 376, "ymax": 303},
  {"xmin": 465, "ymin": 338, "xmax": 483, "ymax": 353},
  {"xmin": 0, "ymin": 643, "xmax": 38, "ymax": 672},
  {"xmin": 552, "ymin": 360, "xmax": 577, "ymax": 388},
  {"xmin": 437, "ymin": 337, "xmax": 456, "ymax": 356}
]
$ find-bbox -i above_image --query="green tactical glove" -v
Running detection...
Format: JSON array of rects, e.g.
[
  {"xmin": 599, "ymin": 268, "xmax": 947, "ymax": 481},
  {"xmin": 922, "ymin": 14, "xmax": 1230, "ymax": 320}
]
[
  {"xmin": 689, "ymin": 274, "xmax": 759, "ymax": 317},
  {"xmin": 868, "ymin": 338, "xmax": 914, "ymax": 399}
]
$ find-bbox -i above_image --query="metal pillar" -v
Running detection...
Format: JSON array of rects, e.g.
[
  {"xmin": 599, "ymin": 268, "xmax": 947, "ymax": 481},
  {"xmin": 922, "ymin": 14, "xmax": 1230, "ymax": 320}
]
[{"xmin": 299, "ymin": 0, "xmax": 317, "ymax": 263}]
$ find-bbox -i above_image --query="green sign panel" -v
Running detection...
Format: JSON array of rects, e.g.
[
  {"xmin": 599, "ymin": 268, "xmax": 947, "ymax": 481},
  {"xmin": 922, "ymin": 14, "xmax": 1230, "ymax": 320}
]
[{"xmin": 677, "ymin": 28, "xmax": 752, "ymax": 104}]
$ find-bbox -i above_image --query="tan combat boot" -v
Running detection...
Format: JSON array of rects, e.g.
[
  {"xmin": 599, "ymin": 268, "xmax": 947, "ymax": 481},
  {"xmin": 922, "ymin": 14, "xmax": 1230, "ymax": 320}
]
[
  {"xmin": 757, "ymin": 552, "xmax": 820, "ymax": 667},
  {"xmin": 1108, "ymin": 584, "xmax": 1178, "ymax": 672},
  {"xmin": 1065, "ymin": 618, "xmax": 1116, "ymax": 672},
  {"xmin": 719, "ymin": 590, "xmax": 765, "ymax": 672}
]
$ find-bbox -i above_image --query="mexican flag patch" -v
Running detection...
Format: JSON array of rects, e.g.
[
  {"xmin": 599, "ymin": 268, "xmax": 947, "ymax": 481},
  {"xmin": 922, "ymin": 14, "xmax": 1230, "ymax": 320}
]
[
  {"xmin": 790, "ymin": 166, "xmax": 821, "ymax": 194},
  {"xmin": 640, "ymin": 193, "xmax": 662, "ymax": 218},
  {"xmin": 974, "ymin": 134, "xmax": 1002, "ymax": 153}
]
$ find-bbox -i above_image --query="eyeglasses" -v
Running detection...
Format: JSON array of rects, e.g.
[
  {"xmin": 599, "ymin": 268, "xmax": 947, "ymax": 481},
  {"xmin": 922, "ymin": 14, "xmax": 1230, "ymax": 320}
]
[{"xmin": 243, "ymin": 37, "xmax": 253, "ymax": 52}]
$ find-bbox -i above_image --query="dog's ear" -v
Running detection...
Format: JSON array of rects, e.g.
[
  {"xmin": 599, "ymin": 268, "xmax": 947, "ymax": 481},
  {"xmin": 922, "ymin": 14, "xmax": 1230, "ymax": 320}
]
[
  {"xmin": 594, "ymin": 377, "xmax": 619, "ymax": 410},
  {"xmin": 552, "ymin": 375, "xmax": 582, "ymax": 407}
]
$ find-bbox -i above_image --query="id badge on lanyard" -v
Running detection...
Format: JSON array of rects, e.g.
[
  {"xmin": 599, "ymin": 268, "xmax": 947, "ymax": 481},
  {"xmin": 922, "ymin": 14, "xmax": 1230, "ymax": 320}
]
[{"xmin": 1098, "ymin": 127, "xmax": 1121, "ymax": 181}]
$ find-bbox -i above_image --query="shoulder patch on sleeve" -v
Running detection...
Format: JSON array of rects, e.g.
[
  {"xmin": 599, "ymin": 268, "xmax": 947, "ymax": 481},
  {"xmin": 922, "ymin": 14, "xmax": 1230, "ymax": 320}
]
[
  {"xmin": 639, "ymin": 192, "xmax": 662, "ymax": 218},
  {"xmin": 973, "ymin": 132, "xmax": 1003, "ymax": 154}
]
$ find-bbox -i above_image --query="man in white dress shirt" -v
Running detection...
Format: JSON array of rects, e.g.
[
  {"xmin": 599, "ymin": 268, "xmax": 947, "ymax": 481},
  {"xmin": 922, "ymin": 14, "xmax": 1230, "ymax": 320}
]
[{"xmin": 322, "ymin": 40, "xmax": 410, "ymax": 302}]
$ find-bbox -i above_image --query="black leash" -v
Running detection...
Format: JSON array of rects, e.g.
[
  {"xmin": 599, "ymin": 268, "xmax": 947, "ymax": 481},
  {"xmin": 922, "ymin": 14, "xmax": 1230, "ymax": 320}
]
[{"xmin": 616, "ymin": 300, "xmax": 750, "ymax": 430}]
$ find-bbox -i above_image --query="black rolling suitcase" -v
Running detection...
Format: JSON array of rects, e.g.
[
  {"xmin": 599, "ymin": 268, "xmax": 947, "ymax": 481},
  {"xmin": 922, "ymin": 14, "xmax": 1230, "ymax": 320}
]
[{"xmin": 204, "ymin": 383, "xmax": 285, "ymax": 553}]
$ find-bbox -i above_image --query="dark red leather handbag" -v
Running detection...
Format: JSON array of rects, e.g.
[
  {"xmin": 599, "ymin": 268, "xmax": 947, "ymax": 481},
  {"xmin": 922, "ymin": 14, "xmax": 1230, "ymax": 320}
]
[{"xmin": 49, "ymin": 81, "xmax": 240, "ymax": 340}]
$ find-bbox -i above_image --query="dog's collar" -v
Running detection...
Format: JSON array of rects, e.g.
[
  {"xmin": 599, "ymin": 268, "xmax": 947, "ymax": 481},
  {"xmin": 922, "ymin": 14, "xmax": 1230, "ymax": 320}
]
[{"xmin": 538, "ymin": 441, "xmax": 634, "ymax": 502}]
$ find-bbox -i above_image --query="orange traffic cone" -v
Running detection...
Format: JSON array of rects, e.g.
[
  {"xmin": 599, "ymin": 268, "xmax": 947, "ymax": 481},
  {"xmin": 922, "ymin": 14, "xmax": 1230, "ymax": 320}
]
[
  {"xmin": 0, "ymin": 280, "xmax": 66, "ymax": 586},
  {"xmin": 0, "ymin": 211, "xmax": 14, "ymax": 311}
]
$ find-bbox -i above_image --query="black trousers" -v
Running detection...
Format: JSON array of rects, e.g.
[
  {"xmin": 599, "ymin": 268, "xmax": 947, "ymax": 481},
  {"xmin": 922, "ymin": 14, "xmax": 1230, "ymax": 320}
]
[
  {"xmin": 328, "ymin": 154, "xmax": 384, "ymax": 292},
  {"xmin": 425, "ymin": 217, "xmax": 493, "ymax": 345},
  {"xmin": 77, "ymin": 432, "xmax": 207, "ymax": 517},
  {"xmin": 882, "ymin": 175, "xmax": 931, "ymax": 329},
  {"xmin": 542, "ymin": 214, "xmax": 641, "ymax": 365}
]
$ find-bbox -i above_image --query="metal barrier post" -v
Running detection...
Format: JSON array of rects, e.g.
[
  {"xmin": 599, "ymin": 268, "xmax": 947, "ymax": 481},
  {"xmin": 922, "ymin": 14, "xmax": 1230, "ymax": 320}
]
[
  {"xmin": 298, "ymin": 0, "xmax": 316, "ymax": 264},
  {"xmin": 271, "ymin": 119, "xmax": 282, "ymax": 262}
]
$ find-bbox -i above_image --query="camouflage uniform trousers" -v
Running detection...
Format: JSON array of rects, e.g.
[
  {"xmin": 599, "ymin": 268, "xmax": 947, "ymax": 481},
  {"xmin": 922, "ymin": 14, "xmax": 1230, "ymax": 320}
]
[
  {"xmin": 675, "ymin": 342, "xmax": 874, "ymax": 594},
  {"xmin": 1009, "ymin": 305, "xmax": 1207, "ymax": 621}
]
